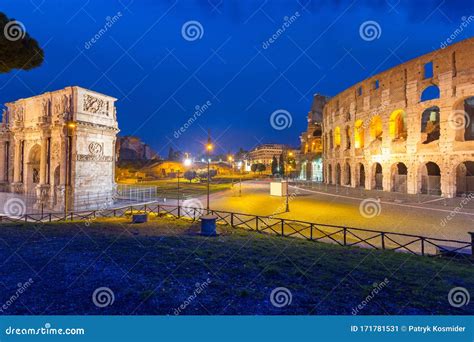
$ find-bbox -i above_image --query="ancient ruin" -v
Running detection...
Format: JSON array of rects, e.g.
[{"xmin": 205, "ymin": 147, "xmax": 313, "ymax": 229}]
[
  {"xmin": 302, "ymin": 37, "xmax": 474, "ymax": 198},
  {"xmin": 0, "ymin": 86, "xmax": 119, "ymax": 211}
]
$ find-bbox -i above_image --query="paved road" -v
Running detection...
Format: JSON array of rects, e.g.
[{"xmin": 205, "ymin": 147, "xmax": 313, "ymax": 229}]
[{"xmin": 205, "ymin": 181, "xmax": 474, "ymax": 243}]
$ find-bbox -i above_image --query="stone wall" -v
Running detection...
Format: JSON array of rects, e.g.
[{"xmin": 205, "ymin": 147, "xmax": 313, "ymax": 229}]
[
  {"xmin": 0, "ymin": 86, "xmax": 119, "ymax": 211},
  {"xmin": 322, "ymin": 37, "xmax": 474, "ymax": 198}
]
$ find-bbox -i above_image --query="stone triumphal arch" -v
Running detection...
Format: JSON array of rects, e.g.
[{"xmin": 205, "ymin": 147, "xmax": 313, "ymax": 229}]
[{"xmin": 0, "ymin": 86, "xmax": 119, "ymax": 211}]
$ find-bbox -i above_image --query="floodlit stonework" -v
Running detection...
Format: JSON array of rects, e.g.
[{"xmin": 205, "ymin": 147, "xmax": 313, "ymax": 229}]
[
  {"xmin": 0, "ymin": 86, "xmax": 119, "ymax": 211},
  {"xmin": 299, "ymin": 95, "xmax": 328, "ymax": 181},
  {"xmin": 322, "ymin": 37, "xmax": 474, "ymax": 198}
]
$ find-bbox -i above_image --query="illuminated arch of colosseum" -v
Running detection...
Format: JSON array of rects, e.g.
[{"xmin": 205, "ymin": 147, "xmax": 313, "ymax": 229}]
[{"xmin": 322, "ymin": 38, "xmax": 474, "ymax": 198}]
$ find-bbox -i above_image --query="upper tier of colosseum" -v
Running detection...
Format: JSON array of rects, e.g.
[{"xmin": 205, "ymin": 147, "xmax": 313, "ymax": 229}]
[{"xmin": 323, "ymin": 37, "xmax": 474, "ymax": 120}]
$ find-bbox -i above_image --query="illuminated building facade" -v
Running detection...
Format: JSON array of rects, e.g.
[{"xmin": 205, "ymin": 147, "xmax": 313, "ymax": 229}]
[
  {"xmin": 299, "ymin": 95, "xmax": 328, "ymax": 182},
  {"xmin": 322, "ymin": 37, "xmax": 474, "ymax": 197},
  {"xmin": 248, "ymin": 144, "xmax": 299, "ymax": 174}
]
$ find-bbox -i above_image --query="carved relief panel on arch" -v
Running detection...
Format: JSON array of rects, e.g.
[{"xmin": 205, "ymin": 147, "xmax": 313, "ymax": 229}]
[{"xmin": 82, "ymin": 94, "xmax": 110, "ymax": 116}]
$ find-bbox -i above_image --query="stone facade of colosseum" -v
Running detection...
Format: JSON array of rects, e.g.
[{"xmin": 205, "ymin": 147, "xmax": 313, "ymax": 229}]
[
  {"xmin": 0, "ymin": 86, "xmax": 119, "ymax": 211},
  {"xmin": 320, "ymin": 37, "xmax": 474, "ymax": 198}
]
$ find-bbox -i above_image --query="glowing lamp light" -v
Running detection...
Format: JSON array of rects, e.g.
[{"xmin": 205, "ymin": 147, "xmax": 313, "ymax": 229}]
[
  {"xmin": 184, "ymin": 158, "xmax": 192, "ymax": 167},
  {"xmin": 206, "ymin": 143, "xmax": 213, "ymax": 151}
]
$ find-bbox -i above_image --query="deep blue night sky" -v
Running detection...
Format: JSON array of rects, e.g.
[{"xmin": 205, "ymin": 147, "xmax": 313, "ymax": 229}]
[{"xmin": 1, "ymin": 0, "xmax": 473, "ymax": 156}]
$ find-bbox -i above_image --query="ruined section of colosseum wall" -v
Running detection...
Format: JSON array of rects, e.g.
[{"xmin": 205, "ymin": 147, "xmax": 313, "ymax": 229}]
[{"xmin": 322, "ymin": 37, "xmax": 474, "ymax": 198}]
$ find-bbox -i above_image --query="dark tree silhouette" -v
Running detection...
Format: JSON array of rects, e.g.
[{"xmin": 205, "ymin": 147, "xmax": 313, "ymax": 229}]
[
  {"xmin": 271, "ymin": 156, "xmax": 278, "ymax": 176},
  {"xmin": 184, "ymin": 170, "xmax": 196, "ymax": 183},
  {"xmin": 0, "ymin": 12, "xmax": 44, "ymax": 73},
  {"xmin": 256, "ymin": 163, "xmax": 266, "ymax": 174},
  {"xmin": 279, "ymin": 153, "xmax": 285, "ymax": 177}
]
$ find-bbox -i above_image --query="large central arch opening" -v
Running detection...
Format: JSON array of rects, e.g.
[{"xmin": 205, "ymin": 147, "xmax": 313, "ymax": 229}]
[{"xmin": 26, "ymin": 144, "xmax": 41, "ymax": 195}]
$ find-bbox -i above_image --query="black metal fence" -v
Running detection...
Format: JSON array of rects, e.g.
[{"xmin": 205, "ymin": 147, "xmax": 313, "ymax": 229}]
[{"xmin": 0, "ymin": 203, "xmax": 472, "ymax": 257}]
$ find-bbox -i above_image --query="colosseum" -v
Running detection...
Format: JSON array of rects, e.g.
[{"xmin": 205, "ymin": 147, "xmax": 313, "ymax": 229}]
[{"xmin": 320, "ymin": 37, "xmax": 474, "ymax": 198}]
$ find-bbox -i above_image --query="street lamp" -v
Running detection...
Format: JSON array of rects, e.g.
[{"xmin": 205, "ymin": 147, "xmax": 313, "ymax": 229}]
[
  {"xmin": 177, "ymin": 169, "xmax": 181, "ymax": 216},
  {"xmin": 206, "ymin": 136, "xmax": 213, "ymax": 213},
  {"xmin": 228, "ymin": 155, "xmax": 234, "ymax": 190},
  {"xmin": 183, "ymin": 158, "xmax": 192, "ymax": 167}
]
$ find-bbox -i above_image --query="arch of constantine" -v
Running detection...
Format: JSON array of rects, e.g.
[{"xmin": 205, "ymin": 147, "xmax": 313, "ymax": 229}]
[
  {"xmin": 321, "ymin": 37, "xmax": 474, "ymax": 198},
  {"xmin": 0, "ymin": 86, "xmax": 119, "ymax": 211}
]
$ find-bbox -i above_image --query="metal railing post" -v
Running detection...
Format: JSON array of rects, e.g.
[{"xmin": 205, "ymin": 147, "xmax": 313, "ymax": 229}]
[
  {"xmin": 421, "ymin": 237, "xmax": 425, "ymax": 256},
  {"xmin": 343, "ymin": 227, "xmax": 347, "ymax": 246},
  {"xmin": 231, "ymin": 213, "xmax": 234, "ymax": 227},
  {"xmin": 310, "ymin": 223, "xmax": 313, "ymax": 240},
  {"xmin": 256, "ymin": 216, "xmax": 259, "ymax": 232},
  {"xmin": 281, "ymin": 219, "xmax": 285, "ymax": 237},
  {"xmin": 381, "ymin": 232, "xmax": 385, "ymax": 250}
]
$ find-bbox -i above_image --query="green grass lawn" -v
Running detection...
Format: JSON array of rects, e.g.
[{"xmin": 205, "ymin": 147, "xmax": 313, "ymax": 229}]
[
  {"xmin": 0, "ymin": 216, "xmax": 472, "ymax": 315},
  {"xmin": 118, "ymin": 178, "xmax": 236, "ymax": 199}
]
